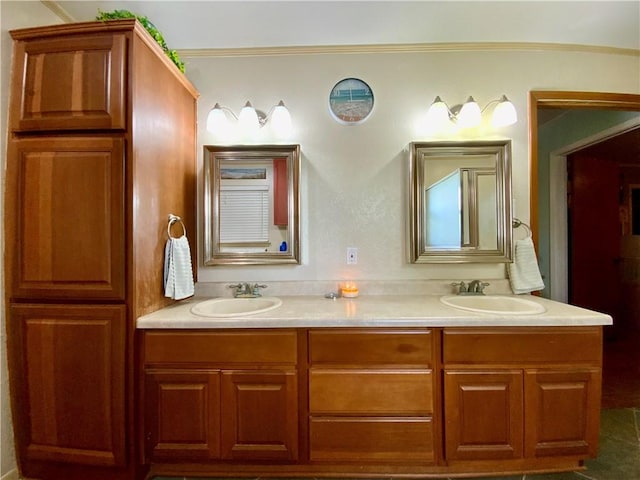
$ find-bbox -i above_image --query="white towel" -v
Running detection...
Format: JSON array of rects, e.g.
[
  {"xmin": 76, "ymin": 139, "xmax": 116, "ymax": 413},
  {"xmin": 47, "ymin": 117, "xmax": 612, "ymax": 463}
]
[
  {"xmin": 508, "ymin": 237, "xmax": 545, "ymax": 294},
  {"xmin": 163, "ymin": 235, "xmax": 195, "ymax": 300}
]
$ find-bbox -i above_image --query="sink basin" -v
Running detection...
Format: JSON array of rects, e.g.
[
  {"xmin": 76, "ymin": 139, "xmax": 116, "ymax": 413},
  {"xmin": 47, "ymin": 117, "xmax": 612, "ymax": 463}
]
[
  {"xmin": 190, "ymin": 297, "xmax": 282, "ymax": 317},
  {"xmin": 440, "ymin": 295, "xmax": 546, "ymax": 315}
]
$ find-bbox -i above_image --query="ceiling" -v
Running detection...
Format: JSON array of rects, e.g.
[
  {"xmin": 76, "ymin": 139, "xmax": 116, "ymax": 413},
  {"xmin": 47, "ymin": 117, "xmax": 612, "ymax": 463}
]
[{"xmin": 51, "ymin": 1, "xmax": 640, "ymax": 51}]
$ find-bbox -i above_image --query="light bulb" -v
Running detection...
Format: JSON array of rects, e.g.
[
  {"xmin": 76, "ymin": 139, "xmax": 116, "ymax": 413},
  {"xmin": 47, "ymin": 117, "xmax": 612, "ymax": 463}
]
[
  {"xmin": 206, "ymin": 103, "xmax": 228, "ymax": 132},
  {"xmin": 492, "ymin": 95, "xmax": 518, "ymax": 127},
  {"xmin": 238, "ymin": 101, "xmax": 260, "ymax": 134},
  {"xmin": 425, "ymin": 96, "xmax": 451, "ymax": 127},
  {"xmin": 457, "ymin": 96, "xmax": 481, "ymax": 128},
  {"xmin": 270, "ymin": 100, "xmax": 292, "ymax": 138}
]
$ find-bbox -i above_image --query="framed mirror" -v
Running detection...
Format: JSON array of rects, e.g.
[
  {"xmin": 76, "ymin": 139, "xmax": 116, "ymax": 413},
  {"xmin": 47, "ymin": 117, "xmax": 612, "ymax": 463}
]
[
  {"xmin": 204, "ymin": 144, "xmax": 301, "ymax": 266},
  {"xmin": 408, "ymin": 140, "xmax": 512, "ymax": 263}
]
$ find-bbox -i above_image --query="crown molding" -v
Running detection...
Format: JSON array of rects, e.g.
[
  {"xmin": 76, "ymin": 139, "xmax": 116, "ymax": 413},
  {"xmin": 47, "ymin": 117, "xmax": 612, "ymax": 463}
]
[
  {"xmin": 179, "ymin": 42, "xmax": 639, "ymax": 59},
  {"xmin": 41, "ymin": 0, "xmax": 75, "ymax": 22}
]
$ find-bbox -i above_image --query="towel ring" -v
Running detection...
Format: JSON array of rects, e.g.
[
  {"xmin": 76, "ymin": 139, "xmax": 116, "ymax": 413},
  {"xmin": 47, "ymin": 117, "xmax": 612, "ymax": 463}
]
[
  {"xmin": 167, "ymin": 214, "xmax": 186, "ymax": 239},
  {"xmin": 512, "ymin": 218, "xmax": 532, "ymax": 237}
]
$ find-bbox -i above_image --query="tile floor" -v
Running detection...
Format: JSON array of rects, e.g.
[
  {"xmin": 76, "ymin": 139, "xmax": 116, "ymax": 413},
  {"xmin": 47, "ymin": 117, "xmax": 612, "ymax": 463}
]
[{"xmin": 155, "ymin": 329, "xmax": 640, "ymax": 480}]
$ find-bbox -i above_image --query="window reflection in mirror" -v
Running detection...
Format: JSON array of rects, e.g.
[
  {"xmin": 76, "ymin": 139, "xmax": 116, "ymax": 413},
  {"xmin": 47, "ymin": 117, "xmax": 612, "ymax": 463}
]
[
  {"xmin": 204, "ymin": 145, "xmax": 300, "ymax": 265},
  {"xmin": 409, "ymin": 140, "xmax": 512, "ymax": 263}
]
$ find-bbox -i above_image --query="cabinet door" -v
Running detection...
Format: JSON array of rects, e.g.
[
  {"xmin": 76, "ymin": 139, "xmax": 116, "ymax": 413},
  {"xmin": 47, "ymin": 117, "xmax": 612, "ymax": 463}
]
[
  {"xmin": 221, "ymin": 370, "xmax": 298, "ymax": 461},
  {"xmin": 524, "ymin": 368, "xmax": 601, "ymax": 458},
  {"xmin": 145, "ymin": 370, "xmax": 220, "ymax": 461},
  {"xmin": 8, "ymin": 304, "xmax": 126, "ymax": 466},
  {"xmin": 8, "ymin": 137, "xmax": 125, "ymax": 301},
  {"xmin": 444, "ymin": 370, "xmax": 523, "ymax": 460},
  {"xmin": 10, "ymin": 33, "xmax": 126, "ymax": 131}
]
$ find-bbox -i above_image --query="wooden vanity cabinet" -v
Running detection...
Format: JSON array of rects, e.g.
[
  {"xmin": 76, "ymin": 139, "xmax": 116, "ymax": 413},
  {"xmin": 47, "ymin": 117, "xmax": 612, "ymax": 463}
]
[
  {"xmin": 142, "ymin": 330, "xmax": 299, "ymax": 463},
  {"xmin": 443, "ymin": 327, "xmax": 602, "ymax": 464},
  {"xmin": 308, "ymin": 329, "xmax": 438, "ymax": 464},
  {"xmin": 5, "ymin": 20, "xmax": 198, "ymax": 480},
  {"xmin": 140, "ymin": 326, "xmax": 603, "ymax": 478}
]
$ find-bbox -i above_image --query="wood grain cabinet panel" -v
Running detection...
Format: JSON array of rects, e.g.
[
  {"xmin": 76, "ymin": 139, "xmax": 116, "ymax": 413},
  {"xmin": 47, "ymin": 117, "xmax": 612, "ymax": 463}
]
[
  {"xmin": 10, "ymin": 33, "xmax": 126, "ymax": 131},
  {"xmin": 144, "ymin": 330, "xmax": 297, "ymax": 365},
  {"xmin": 309, "ymin": 329, "xmax": 433, "ymax": 365},
  {"xmin": 9, "ymin": 137, "xmax": 125, "ymax": 301},
  {"xmin": 444, "ymin": 369, "xmax": 524, "ymax": 461},
  {"xmin": 307, "ymin": 329, "xmax": 437, "ymax": 465},
  {"xmin": 309, "ymin": 369, "xmax": 433, "ymax": 414},
  {"xmin": 442, "ymin": 328, "xmax": 603, "ymax": 465},
  {"xmin": 442, "ymin": 327, "xmax": 602, "ymax": 364},
  {"xmin": 9, "ymin": 304, "xmax": 126, "ymax": 466},
  {"xmin": 524, "ymin": 368, "xmax": 601, "ymax": 458},
  {"xmin": 309, "ymin": 416, "xmax": 435, "ymax": 463},
  {"xmin": 221, "ymin": 370, "xmax": 298, "ymax": 461},
  {"xmin": 144, "ymin": 370, "xmax": 220, "ymax": 461}
]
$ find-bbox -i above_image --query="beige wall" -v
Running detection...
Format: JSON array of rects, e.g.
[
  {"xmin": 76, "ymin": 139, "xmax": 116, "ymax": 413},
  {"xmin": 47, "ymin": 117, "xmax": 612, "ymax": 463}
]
[
  {"xmin": 1, "ymin": 4, "xmax": 64, "ymax": 478},
  {"xmin": 189, "ymin": 48, "xmax": 640, "ymax": 284}
]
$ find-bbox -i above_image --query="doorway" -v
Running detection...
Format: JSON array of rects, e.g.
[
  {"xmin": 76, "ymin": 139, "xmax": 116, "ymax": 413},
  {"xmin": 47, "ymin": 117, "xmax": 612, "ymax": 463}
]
[{"xmin": 530, "ymin": 91, "xmax": 640, "ymax": 408}]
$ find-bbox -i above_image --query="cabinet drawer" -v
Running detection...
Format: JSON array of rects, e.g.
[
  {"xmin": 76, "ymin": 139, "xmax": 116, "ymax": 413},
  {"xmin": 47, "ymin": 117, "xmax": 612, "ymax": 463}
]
[
  {"xmin": 443, "ymin": 327, "xmax": 602, "ymax": 365},
  {"xmin": 144, "ymin": 330, "xmax": 297, "ymax": 365},
  {"xmin": 310, "ymin": 416, "xmax": 434, "ymax": 463},
  {"xmin": 309, "ymin": 369, "xmax": 433, "ymax": 414},
  {"xmin": 309, "ymin": 329, "xmax": 433, "ymax": 365}
]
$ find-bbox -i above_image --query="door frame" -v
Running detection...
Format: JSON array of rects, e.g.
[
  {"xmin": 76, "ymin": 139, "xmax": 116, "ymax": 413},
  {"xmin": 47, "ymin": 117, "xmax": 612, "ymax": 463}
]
[{"xmin": 529, "ymin": 91, "xmax": 640, "ymax": 300}]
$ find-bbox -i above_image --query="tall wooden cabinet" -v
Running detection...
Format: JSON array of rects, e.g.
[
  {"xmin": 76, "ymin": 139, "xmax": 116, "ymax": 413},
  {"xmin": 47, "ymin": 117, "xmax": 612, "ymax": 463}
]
[{"xmin": 5, "ymin": 20, "xmax": 198, "ymax": 480}]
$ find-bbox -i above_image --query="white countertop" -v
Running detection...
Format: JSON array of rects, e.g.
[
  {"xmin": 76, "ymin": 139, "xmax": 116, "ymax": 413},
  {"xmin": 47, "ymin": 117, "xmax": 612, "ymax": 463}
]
[{"xmin": 136, "ymin": 295, "xmax": 613, "ymax": 329}]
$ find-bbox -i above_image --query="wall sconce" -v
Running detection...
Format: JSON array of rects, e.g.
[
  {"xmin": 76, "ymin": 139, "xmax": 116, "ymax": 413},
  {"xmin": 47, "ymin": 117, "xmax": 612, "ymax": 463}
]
[
  {"xmin": 206, "ymin": 100, "xmax": 292, "ymax": 138},
  {"xmin": 426, "ymin": 95, "xmax": 517, "ymax": 128}
]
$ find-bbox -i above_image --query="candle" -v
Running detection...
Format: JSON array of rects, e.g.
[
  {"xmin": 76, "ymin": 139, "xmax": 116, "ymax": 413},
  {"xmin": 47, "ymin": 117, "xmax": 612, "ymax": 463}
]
[{"xmin": 341, "ymin": 282, "xmax": 359, "ymax": 298}]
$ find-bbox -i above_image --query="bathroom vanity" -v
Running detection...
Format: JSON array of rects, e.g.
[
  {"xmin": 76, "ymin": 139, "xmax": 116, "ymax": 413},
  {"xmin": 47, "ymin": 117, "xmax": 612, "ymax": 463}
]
[{"xmin": 137, "ymin": 295, "xmax": 610, "ymax": 479}]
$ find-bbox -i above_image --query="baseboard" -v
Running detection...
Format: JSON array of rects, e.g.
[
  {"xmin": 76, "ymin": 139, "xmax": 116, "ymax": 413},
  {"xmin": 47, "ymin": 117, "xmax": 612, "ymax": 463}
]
[{"xmin": 1, "ymin": 469, "xmax": 20, "ymax": 480}]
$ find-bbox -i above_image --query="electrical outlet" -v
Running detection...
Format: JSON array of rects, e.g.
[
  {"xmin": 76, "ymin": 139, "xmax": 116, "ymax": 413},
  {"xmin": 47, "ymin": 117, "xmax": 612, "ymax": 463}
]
[{"xmin": 347, "ymin": 247, "xmax": 358, "ymax": 265}]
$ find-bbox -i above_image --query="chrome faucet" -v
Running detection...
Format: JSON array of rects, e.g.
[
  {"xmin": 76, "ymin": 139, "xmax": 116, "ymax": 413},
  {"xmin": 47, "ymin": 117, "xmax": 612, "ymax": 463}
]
[
  {"xmin": 451, "ymin": 280, "xmax": 489, "ymax": 295},
  {"xmin": 228, "ymin": 282, "xmax": 267, "ymax": 298}
]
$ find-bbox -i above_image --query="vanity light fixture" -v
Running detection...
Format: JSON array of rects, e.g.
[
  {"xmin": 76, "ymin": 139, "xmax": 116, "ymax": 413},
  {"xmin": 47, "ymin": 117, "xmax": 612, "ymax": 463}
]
[
  {"xmin": 206, "ymin": 100, "xmax": 292, "ymax": 137},
  {"xmin": 426, "ymin": 95, "xmax": 517, "ymax": 128}
]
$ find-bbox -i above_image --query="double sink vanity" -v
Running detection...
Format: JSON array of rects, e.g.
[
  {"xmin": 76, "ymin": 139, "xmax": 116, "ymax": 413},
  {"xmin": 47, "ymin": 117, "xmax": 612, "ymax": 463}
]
[{"xmin": 138, "ymin": 289, "xmax": 611, "ymax": 479}]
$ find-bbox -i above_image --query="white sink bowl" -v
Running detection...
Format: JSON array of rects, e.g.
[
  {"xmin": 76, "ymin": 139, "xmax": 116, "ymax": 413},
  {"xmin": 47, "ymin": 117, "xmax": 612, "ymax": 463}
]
[
  {"xmin": 190, "ymin": 297, "xmax": 282, "ymax": 318},
  {"xmin": 440, "ymin": 295, "xmax": 546, "ymax": 315}
]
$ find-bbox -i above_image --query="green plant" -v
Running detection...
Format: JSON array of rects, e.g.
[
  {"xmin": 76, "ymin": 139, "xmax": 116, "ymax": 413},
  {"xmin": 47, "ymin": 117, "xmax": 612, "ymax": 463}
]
[{"xmin": 96, "ymin": 9, "xmax": 185, "ymax": 73}]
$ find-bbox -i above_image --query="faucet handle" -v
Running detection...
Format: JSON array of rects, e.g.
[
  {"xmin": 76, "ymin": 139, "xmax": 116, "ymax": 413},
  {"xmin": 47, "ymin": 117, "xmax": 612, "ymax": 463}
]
[
  {"xmin": 228, "ymin": 283, "xmax": 247, "ymax": 297},
  {"xmin": 252, "ymin": 284, "xmax": 267, "ymax": 296},
  {"xmin": 451, "ymin": 281, "xmax": 467, "ymax": 294},
  {"xmin": 477, "ymin": 281, "xmax": 490, "ymax": 294}
]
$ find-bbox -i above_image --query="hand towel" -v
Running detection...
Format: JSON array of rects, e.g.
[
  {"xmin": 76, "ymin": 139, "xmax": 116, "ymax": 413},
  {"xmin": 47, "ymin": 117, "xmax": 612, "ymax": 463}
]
[
  {"xmin": 508, "ymin": 237, "xmax": 545, "ymax": 294},
  {"xmin": 163, "ymin": 235, "xmax": 195, "ymax": 300}
]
